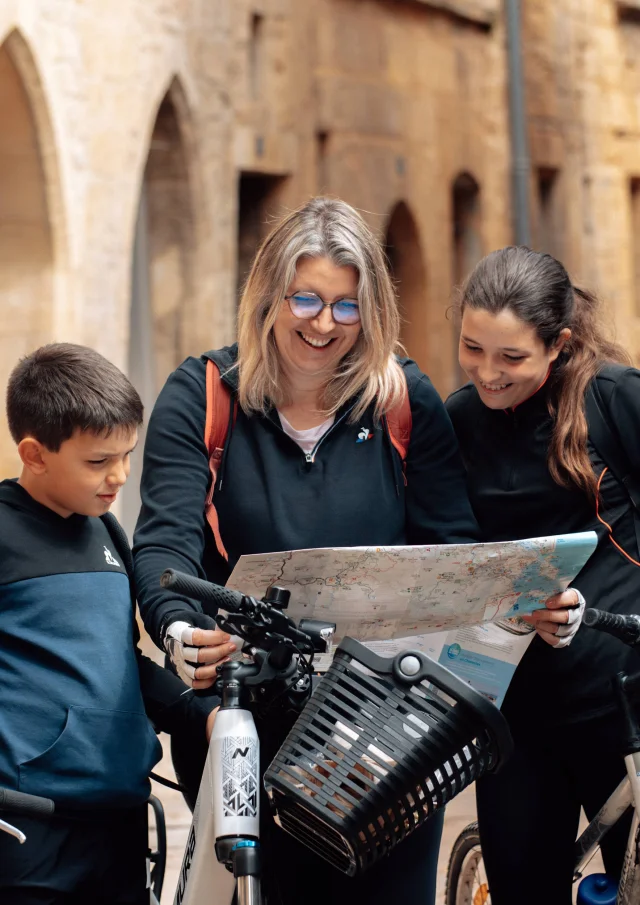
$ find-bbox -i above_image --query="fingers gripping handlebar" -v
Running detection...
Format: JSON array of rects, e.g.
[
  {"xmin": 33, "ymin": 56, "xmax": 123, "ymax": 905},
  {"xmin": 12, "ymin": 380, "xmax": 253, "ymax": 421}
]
[
  {"xmin": 160, "ymin": 569, "xmax": 336, "ymax": 716},
  {"xmin": 160, "ymin": 569, "xmax": 334, "ymax": 656}
]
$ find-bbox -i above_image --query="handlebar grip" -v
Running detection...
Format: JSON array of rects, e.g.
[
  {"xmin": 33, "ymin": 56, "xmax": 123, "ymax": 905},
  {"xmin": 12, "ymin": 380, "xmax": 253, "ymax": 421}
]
[
  {"xmin": 0, "ymin": 788, "xmax": 55, "ymax": 818},
  {"xmin": 160, "ymin": 569, "xmax": 245, "ymax": 614},
  {"xmin": 583, "ymin": 608, "xmax": 640, "ymax": 648}
]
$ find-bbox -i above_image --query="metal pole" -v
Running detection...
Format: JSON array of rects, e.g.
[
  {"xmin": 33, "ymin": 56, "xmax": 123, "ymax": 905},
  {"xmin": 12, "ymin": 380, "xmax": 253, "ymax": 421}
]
[
  {"xmin": 505, "ymin": 0, "xmax": 532, "ymax": 246},
  {"xmin": 237, "ymin": 875, "xmax": 261, "ymax": 905}
]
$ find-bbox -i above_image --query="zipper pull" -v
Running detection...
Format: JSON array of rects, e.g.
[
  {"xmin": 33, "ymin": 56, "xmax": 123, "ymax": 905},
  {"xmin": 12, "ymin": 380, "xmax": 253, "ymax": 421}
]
[{"xmin": 305, "ymin": 453, "xmax": 314, "ymax": 464}]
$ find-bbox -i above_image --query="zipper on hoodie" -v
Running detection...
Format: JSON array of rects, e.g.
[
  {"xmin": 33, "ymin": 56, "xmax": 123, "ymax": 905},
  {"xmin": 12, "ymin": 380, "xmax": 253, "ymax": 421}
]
[
  {"xmin": 303, "ymin": 405, "xmax": 355, "ymax": 464},
  {"xmin": 269, "ymin": 404, "xmax": 356, "ymax": 465}
]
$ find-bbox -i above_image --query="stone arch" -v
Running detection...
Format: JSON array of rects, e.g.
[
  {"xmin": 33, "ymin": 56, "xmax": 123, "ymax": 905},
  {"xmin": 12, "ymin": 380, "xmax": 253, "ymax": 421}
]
[
  {"xmin": 385, "ymin": 201, "xmax": 429, "ymax": 370},
  {"xmin": 0, "ymin": 30, "xmax": 59, "ymax": 478},
  {"xmin": 451, "ymin": 172, "xmax": 482, "ymax": 385},
  {"xmin": 124, "ymin": 79, "xmax": 196, "ymax": 535},
  {"xmin": 452, "ymin": 172, "xmax": 482, "ymax": 287},
  {"xmin": 129, "ymin": 78, "xmax": 196, "ymax": 400}
]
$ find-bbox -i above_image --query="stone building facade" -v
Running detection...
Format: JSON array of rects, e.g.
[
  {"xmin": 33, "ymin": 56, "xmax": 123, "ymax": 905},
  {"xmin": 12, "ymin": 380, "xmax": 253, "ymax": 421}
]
[{"xmin": 1, "ymin": 0, "xmax": 639, "ymax": 508}]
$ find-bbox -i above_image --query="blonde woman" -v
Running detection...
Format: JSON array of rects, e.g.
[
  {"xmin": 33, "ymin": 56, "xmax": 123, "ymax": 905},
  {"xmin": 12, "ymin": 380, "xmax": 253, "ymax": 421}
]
[{"xmin": 134, "ymin": 197, "xmax": 479, "ymax": 904}]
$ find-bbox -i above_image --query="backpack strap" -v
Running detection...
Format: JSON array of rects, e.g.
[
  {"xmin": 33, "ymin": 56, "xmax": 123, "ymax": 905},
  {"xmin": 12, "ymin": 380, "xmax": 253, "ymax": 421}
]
[
  {"xmin": 585, "ymin": 376, "xmax": 640, "ymax": 558},
  {"xmin": 383, "ymin": 373, "xmax": 412, "ymax": 481},
  {"xmin": 204, "ymin": 358, "xmax": 237, "ymax": 561}
]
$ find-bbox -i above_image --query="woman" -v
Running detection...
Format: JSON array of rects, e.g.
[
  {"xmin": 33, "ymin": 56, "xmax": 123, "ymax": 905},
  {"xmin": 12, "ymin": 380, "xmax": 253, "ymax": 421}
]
[
  {"xmin": 133, "ymin": 197, "xmax": 480, "ymax": 904},
  {"xmin": 446, "ymin": 246, "xmax": 640, "ymax": 905}
]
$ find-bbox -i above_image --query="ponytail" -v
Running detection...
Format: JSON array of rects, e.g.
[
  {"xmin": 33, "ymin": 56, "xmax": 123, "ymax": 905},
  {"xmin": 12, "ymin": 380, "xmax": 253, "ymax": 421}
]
[{"xmin": 548, "ymin": 287, "xmax": 631, "ymax": 498}]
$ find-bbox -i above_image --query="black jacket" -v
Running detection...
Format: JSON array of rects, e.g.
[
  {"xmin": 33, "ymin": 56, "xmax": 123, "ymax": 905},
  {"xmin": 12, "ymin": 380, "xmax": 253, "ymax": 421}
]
[
  {"xmin": 134, "ymin": 345, "xmax": 480, "ymax": 645},
  {"xmin": 446, "ymin": 365, "xmax": 640, "ymax": 731}
]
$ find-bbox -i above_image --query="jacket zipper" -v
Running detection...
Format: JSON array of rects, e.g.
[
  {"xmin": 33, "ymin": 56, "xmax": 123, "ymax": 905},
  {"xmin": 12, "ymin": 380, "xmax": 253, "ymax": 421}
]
[
  {"xmin": 304, "ymin": 405, "xmax": 356, "ymax": 464},
  {"xmin": 270, "ymin": 405, "xmax": 355, "ymax": 465}
]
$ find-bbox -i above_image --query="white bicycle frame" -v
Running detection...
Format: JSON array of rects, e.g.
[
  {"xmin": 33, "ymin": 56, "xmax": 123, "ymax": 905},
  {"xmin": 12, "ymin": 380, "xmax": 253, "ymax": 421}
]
[
  {"xmin": 171, "ymin": 706, "xmax": 261, "ymax": 905},
  {"xmin": 573, "ymin": 750, "xmax": 640, "ymax": 904}
]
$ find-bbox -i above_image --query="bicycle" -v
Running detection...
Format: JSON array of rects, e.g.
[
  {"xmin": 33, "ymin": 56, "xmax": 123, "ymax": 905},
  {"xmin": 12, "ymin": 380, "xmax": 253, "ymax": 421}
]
[
  {"xmin": 1, "ymin": 570, "xmax": 514, "ymax": 905},
  {"xmin": 157, "ymin": 569, "xmax": 514, "ymax": 905},
  {"xmin": 445, "ymin": 607, "xmax": 640, "ymax": 905}
]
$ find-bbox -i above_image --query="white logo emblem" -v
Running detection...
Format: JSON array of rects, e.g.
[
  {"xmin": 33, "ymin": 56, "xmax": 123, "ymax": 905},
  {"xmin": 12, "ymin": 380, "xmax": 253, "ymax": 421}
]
[{"xmin": 103, "ymin": 546, "xmax": 121, "ymax": 567}]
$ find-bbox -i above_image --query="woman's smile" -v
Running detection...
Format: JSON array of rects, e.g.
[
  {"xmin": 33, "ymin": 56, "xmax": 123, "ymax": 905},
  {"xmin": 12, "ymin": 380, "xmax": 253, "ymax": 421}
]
[{"xmin": 273, "ymin": 256, "xmax": 361, "ymax": 381}]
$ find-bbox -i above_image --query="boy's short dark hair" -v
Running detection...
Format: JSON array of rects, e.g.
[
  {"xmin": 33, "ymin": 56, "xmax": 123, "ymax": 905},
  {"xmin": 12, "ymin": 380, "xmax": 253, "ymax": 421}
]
[{"xmin": 7, "ymin": 343, "xmax": 143, "ymax": 451}]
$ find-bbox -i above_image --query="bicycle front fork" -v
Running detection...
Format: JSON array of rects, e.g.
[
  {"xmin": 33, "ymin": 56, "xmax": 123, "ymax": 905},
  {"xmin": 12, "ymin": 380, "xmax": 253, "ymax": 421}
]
[{"xmin": 232, "ymin": 840, "xmax": 261, "ymax": 905}]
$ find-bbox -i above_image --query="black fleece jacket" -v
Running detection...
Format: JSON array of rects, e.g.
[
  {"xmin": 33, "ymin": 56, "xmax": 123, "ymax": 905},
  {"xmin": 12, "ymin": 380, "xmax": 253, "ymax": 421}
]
[
  {"xmin": 134, "ymin": 345, "xmax": 480, "ymax": 646},
  {"xmin": 446, "ymin": 365, "xmax": 640, "ymax": 731}
]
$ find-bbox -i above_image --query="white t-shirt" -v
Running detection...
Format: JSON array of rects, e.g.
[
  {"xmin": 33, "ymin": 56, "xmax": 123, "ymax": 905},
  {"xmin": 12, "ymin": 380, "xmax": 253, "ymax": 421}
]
[{"xmin": 278, "ymin": 411, "xmax": 335, "ymax": 455}]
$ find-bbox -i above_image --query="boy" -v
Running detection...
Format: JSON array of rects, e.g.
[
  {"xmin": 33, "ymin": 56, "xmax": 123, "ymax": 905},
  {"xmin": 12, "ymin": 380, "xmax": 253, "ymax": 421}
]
[{"xmin": 0, "ymin": 344, "xmax": 225, "ymax": 905}]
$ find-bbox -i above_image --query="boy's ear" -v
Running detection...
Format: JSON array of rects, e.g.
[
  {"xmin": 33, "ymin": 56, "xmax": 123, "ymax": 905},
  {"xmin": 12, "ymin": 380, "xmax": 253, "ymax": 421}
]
[{"xmin": 18, "ymin": 437, "xmax": 48, "ymax": 475}]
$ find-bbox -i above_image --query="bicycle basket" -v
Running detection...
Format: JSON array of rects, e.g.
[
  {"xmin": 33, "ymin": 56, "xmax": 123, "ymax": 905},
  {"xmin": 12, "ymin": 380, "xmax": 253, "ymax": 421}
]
[{"xmin": 263, "ymin": 637, "xmax": 512, "ymax": 876}]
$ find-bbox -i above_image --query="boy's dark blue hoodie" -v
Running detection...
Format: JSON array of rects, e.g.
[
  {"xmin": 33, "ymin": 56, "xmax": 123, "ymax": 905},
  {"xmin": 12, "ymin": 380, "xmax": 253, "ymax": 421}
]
[{"xmin": 0, "ymin": 479, "xmax": 210, "ymax": 810}]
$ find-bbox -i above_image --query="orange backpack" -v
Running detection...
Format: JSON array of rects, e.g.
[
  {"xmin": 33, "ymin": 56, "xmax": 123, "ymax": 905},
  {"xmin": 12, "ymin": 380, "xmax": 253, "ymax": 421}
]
[{"xmin": 203, "ymin": 359, "xmax": 412, "ymax": 561}]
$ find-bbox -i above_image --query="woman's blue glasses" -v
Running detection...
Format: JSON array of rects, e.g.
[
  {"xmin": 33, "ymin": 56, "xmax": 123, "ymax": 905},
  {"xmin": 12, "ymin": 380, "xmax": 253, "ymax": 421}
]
[{"xmin": 285, "ymin": 292, "xmax": 361, "ymax": 325}]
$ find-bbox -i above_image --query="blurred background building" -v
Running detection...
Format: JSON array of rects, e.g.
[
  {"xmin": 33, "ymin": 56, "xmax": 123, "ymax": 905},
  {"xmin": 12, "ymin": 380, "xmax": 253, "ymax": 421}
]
[{"xmin": 2, "ymin": 0, "xmax": 640, "ymax": 530}]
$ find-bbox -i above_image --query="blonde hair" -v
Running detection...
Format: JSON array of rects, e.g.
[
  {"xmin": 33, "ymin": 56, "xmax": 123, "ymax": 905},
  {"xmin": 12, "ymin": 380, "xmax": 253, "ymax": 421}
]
[{"xmin": 236, "ymin": 197, "xmax": 405, "ymax": 421}]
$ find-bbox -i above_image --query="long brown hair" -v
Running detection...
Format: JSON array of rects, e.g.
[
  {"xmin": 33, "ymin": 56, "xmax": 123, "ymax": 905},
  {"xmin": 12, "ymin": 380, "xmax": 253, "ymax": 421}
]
[{"xmin": 460, "ymin": 246, "xmax": 632, "ymax": 498}]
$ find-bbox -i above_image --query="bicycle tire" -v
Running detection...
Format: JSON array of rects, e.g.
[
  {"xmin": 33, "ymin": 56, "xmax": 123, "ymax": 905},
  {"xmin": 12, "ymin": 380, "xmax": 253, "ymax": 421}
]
[{"xmin": 445, "ymin": 822, "xmax": 491, "ymax": 905}]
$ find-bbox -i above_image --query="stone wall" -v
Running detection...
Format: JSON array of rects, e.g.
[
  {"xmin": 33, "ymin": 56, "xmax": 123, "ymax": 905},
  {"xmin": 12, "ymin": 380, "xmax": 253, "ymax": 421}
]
[
  {"xmin": 0, "ymin": 0, "xmax": 512, "ymax": 488},
  {"xmin": 2, "ymin": 0, "xmax": 638, "ymax": 491},
  {"xmin": 524, "ymin": 0, "xmax": 640, "ymax": 359}
]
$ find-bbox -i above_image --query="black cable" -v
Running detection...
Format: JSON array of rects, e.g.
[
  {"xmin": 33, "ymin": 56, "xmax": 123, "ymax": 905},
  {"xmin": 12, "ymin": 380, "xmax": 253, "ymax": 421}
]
[{"xmin": 149, "ymin": 771, "xmax": 186, "ymax": 793}]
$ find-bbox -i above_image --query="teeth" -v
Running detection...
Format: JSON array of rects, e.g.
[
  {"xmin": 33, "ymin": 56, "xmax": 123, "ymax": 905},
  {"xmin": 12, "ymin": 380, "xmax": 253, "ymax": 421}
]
[
  {"xmin": 300, "ymin": 332, "xmax": 332, "ymax": 348},
  {"xmin": 480, "ymin": 381, "xmax": 508, "ymax": 390}
]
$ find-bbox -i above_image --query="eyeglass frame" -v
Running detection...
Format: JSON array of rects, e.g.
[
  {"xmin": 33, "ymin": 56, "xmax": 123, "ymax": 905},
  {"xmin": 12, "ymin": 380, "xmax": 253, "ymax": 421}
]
[{"xmin": 283, "ymin": 292, "xmax": 361, "ymax": 325}]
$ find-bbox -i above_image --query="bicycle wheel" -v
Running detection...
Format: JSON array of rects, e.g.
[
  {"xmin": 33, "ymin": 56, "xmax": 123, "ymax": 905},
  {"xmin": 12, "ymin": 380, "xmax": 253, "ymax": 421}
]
[{"xmin": 445, "ymin": 822, "xmax": 491, "ymax": 905}]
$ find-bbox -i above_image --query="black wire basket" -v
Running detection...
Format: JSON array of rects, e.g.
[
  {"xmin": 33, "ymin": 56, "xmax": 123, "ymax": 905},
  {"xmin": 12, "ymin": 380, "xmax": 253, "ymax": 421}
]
[{"xmin": 263, "ymin": 637, "xmax": 513, "ymax": 876}]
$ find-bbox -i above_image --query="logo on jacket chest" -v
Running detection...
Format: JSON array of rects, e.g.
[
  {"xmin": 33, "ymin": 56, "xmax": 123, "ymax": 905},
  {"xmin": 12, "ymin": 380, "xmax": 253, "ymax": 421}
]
[
  {"xmin": 356, "ymin": 426, "xmax": 373, "ymax": 443},
  {"xmin": 103, "ymin": 546, "xmax": 121, "ymax": 567}
]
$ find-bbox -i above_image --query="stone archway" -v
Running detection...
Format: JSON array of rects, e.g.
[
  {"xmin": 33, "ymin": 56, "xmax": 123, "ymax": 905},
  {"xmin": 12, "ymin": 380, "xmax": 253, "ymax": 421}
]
[
  {"xmin": 124, "ymin": 81, "xmax": 195, "ymax": 536},
  {"xmin": 452, "ymin": 173, "xmax": 482, "ymax": 386},
  {"xmin": 131, "ymin": 85, "xmax": 195, "ymax": 398},
  {"xmin": 385, "ymin": 201, "xmax": 428, "ymax": 370},
  {"xmin": 0, "ymin": 33, "xmax": 55, "ymax": 478},
  {"xmin": 452, "ymin": 172, "xmax": 482, "ymax": 288}
]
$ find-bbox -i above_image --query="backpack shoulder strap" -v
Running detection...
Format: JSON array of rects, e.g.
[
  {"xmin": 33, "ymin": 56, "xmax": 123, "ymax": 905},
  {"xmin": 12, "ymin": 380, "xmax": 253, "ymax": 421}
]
[
  {"xmin": 384, "ymin": 371, "xmax": 412, "ymax": 469},
  {"xmin": 204, "ymin": 358, "xmax": 237, "ymax": 561}
]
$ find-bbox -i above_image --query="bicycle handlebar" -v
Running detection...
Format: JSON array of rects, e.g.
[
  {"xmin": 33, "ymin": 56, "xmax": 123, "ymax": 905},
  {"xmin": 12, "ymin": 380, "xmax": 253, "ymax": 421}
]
[
  {"xmin": 160, "ymin": 569, "xmax": 245, "ymax": 614},
  {"xmin": 0, "ymin": 788, "xmax": 54, "ymax": 818},
  {"xmin": 583, "ymin": 608, "xmax": 640, "ymax": 649}
]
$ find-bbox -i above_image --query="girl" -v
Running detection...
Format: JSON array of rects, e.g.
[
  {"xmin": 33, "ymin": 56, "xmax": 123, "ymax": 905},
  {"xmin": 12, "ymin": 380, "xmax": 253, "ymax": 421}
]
[{"xmin": 447, "ymin": 246, "xmax": 640, "ymax": 905}]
